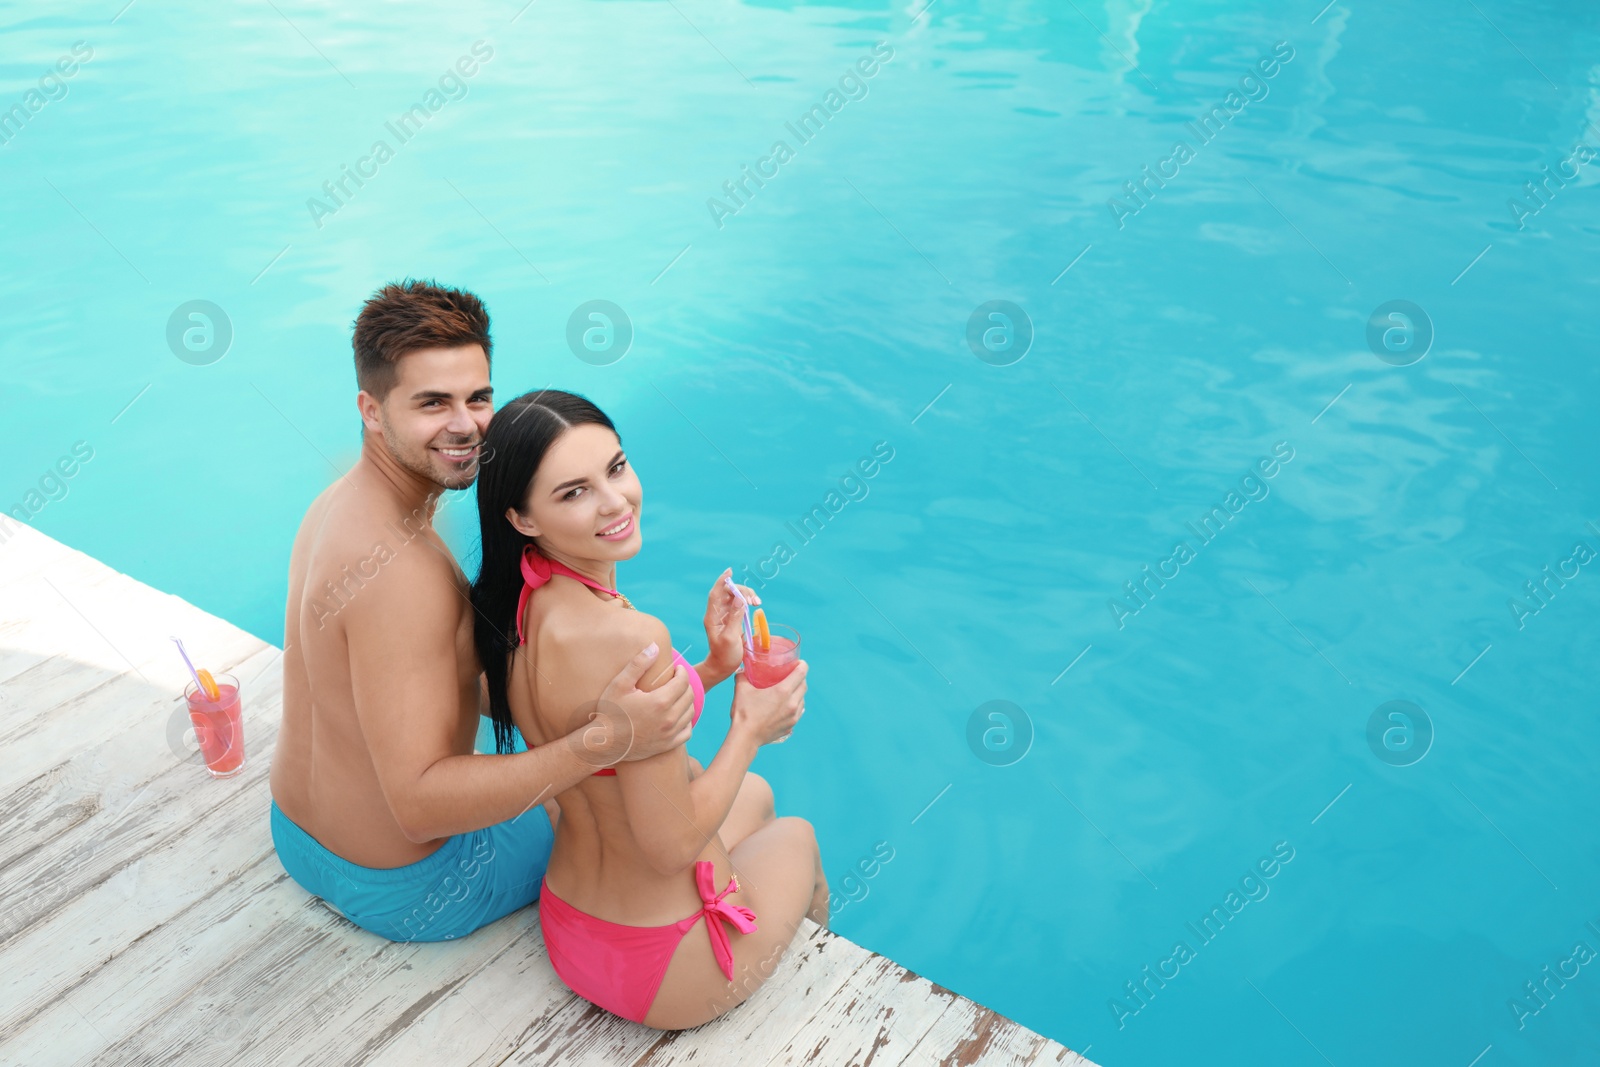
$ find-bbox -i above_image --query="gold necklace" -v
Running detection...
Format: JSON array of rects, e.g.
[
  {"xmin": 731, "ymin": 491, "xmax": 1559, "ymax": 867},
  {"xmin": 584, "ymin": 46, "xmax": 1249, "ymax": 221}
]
[{"xmin": 544, "ymin": 551, "xmax": 635, "ymax": 610}]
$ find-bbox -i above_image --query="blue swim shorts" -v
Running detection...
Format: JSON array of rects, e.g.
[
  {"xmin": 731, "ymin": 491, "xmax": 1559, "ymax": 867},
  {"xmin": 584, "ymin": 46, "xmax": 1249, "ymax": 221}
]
[{"xmin": 269, "ymin": 798, "xmax": 554, "ymax": 942}]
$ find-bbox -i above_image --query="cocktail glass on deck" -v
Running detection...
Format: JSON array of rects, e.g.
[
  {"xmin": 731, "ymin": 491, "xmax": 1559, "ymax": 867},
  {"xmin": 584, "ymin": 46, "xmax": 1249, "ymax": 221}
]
[{"xmin": 183, "ymin": 672, "xmax": 246, "ymax": 778}]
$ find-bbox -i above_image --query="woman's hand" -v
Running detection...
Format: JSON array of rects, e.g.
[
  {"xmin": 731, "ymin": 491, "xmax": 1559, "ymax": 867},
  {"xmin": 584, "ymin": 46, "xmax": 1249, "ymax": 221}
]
[
  {"xmin": 702, "ymin": 567, "xmax": 760, "ymax": 684},
  {"xmin": 729, "ymin": 661, "xmax": 807, "ymax": 747}
]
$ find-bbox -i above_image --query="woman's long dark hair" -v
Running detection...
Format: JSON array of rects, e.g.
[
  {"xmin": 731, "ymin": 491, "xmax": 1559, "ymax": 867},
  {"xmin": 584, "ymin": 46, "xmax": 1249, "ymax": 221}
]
[{"xmin": 470, "ymin": 389, "xmax": 620, "ymax": 754}]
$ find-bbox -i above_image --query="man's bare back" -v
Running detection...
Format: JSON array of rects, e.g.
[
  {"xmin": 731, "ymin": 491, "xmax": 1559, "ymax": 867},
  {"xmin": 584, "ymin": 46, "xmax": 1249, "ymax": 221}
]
[{"xmin": 271, "ymin": 468, "xmax": 479, "ymax": 866}]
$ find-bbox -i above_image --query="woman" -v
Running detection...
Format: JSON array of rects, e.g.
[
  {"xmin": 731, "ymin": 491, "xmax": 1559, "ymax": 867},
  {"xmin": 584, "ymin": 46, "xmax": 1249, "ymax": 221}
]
[{"xmin": 470, "ymin": 388, "xmax": 828, "ymax": 1030}]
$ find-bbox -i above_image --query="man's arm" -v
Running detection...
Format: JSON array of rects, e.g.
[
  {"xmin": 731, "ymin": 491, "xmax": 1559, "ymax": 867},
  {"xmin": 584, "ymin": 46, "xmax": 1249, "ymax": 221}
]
[{"xmin": 345, "ymin": 550, "xmax": 597, "ymax": 842}]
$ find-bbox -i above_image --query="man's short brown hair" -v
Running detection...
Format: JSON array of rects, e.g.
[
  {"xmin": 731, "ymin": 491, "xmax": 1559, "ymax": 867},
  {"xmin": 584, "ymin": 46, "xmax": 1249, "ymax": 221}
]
[{"xmin": 352, "ymin": 279, "xmax": 492, "ymax": 400}]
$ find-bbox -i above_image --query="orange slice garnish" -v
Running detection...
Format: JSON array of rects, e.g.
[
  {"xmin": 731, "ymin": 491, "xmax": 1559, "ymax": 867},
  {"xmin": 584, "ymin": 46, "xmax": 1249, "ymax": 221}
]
[
  {"xmin": 752, "ymin": 608, "xmax": 770, "ymax": 652},
  {"xmin": 196, "ymin": 668, "xmax": 220, "ymax": 702}
]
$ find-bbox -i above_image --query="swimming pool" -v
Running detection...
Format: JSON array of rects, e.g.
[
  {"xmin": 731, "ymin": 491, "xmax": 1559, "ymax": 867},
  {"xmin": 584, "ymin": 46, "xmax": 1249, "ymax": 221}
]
[{"xmin": 5, "ymin": 0, "xmax": 1598, "ymax": 1062}]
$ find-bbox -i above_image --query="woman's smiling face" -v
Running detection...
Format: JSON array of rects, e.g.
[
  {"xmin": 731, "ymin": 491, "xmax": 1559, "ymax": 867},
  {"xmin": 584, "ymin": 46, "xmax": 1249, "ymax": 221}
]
[{"xmin": 508, "ymin": 422, "xmax": 642, "ymax": 560}]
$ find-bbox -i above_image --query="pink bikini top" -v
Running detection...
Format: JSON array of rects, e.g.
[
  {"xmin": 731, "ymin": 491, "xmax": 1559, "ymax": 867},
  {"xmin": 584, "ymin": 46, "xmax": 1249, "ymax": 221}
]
[{"xmin": 515, "ymin": 545, "xmax": 704, "ymax": 776}]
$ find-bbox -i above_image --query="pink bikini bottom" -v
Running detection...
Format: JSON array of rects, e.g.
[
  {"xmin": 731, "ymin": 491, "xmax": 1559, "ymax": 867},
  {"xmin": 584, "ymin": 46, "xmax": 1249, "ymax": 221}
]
[{"xmin": 538, "ymin": 860, "xmax": 759, "ymax": 1024}]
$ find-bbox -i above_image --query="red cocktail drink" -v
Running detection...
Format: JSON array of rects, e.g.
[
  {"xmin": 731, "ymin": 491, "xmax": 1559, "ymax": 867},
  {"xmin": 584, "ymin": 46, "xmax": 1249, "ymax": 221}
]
[
  {"xmin": 184, "ymin": 673, "xmax": 246, "ymax": 778},
  {"xmin": 742, "ymin": 625, "xmax": 801, "ymax": 688}
]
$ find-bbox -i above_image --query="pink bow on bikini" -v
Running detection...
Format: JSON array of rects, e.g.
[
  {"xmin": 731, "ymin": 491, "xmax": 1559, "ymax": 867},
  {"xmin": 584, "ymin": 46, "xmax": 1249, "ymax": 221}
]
[
  {"xmin": 695, "ymin": 861, "xmax": 759, "ymax": 981},
  {"xmin": 515, "ymin": 545, "xmax": 560, "ymax": 646}
]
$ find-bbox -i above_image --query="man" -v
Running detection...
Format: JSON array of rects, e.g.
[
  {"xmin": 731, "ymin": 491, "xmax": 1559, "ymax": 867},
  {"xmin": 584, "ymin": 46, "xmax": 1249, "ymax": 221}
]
[{"xmin": 269, "ymin": 279, "xmax": 696, "ymax": 942}]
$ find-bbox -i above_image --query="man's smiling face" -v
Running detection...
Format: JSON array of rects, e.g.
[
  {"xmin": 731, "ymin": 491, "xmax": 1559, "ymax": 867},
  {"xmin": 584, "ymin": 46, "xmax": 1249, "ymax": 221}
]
[{"xmin": 363, "ymin": 343, "xmax": 493, "ymax": 490}]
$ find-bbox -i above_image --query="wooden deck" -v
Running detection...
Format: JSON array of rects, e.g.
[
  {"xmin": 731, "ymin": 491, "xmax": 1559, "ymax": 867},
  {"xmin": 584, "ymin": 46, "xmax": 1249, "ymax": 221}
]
[{"xmin": 0, "ymin": 522, "xmax": 1096, "ymax": 1067}]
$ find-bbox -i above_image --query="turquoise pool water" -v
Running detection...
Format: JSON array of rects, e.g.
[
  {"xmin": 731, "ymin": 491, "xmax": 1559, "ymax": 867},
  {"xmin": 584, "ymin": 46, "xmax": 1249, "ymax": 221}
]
[{"xmin": 6, "ymin": 1, "xmax": 1598, "ymax": 1061}]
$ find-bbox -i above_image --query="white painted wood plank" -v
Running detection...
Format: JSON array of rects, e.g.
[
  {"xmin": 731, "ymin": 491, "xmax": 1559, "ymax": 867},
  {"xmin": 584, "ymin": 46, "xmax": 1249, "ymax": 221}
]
[
  {"xmin": 761, "ymin": 949, "xmax": 961, "ymax": 1067},
  {"xmin": 0, "ymin": 646, "xmax": 281, "ymax": 932},
  {"xmin": 0, "ymin": 618, "xmax": 66, "ymax": 687},
  {"xmin": 1, "ymin": 565, "xmax": 260, "ymax": 674},
  {"xmin": 0, "ymin": 643, "xmax": 278, "ymax": 815},
  {"xmin": 80, "ymin": 886, "xmax": 529, "ymax": 1067},
  {"xmin": 0, "ymin": 522, "xmax": 77, "ymax": 589},
  {"xmin": 1029, "ymin": 1042, "xmax": 1097, "ymax": 1066},
  {"xmin": 0, "ymin": 572, "xmax": 268, "ymax": 741},
  {"xmin": 0, "ymin": 805, "xmax": 287, "ymax": 1064},
  {"xmin": 0, "ymin": 774, "xmax": 280, "ymax": 1040},
  {"xmin": 6, "ymin": 798, "xmax": 533, "ymax": 1067},
  {"xmin": 497, "ymin": 993, "xmax": 666, "ymax": 1066},
  {"xmin": 901, "ymin": 994, "xmax": 1052, "ymax": 1067},
  {"xmin": 0, "ymin": 559, "xmax": 237, "ymax": 633},
  {"xmin": 358, "ymin": 918, "xmax": 574, "ymax": 1067}
]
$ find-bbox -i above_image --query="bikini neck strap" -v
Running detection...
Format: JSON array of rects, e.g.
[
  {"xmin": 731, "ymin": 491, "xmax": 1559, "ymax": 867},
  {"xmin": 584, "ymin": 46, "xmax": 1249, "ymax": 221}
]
[{"xmin": 515, "ymin": 544, "xmax": 623, "ymax": 646}]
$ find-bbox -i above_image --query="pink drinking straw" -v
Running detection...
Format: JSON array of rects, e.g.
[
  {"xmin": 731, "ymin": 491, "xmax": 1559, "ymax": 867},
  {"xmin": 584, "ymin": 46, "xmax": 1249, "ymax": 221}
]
[{"xmin": 169, "ymin": 636, "xmax": 209, "ymax": 697}]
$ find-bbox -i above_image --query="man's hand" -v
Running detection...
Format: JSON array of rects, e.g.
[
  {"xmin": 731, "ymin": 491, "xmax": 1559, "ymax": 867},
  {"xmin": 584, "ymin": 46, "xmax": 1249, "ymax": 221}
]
[{"xmin": 579, "ymin": 641, "xmax": 695, "ymax": 769}]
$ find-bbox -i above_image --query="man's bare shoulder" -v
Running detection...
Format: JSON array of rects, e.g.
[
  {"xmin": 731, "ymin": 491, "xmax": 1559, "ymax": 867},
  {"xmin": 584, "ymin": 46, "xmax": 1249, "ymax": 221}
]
[{"xmin": 296, "ymin": 479, "xmax": 459, "ymax": 628}]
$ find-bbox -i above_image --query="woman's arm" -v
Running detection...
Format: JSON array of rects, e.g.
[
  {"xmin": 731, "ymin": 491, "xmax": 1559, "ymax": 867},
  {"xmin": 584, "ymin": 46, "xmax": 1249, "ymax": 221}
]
[
  {"xmin": 609, "ymin": 616, "xmax": 757, "ymax": 876},
  {"xmin": 544, "ymin": 606, "xmax": 743, "ymax": 874},
  {"xmin": 693, "ymin": 659, "xmax": 735, "ymax": 692}
]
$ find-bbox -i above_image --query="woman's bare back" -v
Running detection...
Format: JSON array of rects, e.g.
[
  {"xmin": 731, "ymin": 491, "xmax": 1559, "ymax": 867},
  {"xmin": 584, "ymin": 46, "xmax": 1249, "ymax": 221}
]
[
  {"xmin": 509, "ymin": 576, "xmax": 732, "ymax": 925},
  {"xmin": 511, "ymin": 573, "xmax": 829, "ymax": 1029}
]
